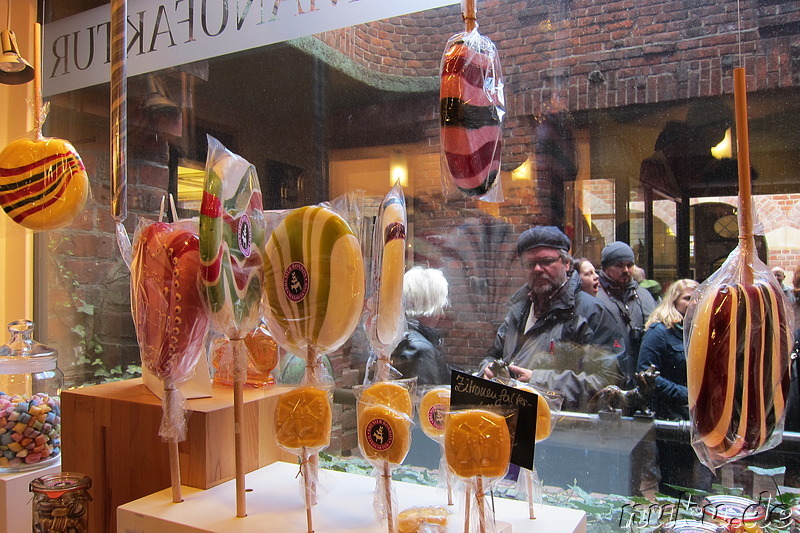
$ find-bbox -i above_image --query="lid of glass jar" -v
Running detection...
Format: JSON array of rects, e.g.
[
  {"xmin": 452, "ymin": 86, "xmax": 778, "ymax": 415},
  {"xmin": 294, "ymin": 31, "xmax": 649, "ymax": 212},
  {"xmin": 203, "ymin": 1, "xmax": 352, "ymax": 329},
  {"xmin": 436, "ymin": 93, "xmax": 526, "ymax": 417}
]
[
  {"xmin": 0, "ymin": 320, "xmax": 58, "ymax": 374},
  {"xmin": 30, "ymin": 472, "xmax": 92, "ymax": 497}
]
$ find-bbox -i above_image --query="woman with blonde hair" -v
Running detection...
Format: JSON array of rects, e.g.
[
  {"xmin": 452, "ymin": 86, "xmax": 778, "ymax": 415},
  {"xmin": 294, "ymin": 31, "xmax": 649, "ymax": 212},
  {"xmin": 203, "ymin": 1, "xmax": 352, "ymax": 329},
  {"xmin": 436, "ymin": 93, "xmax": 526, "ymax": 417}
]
[{"xmin": 637, "ymin": 278, "xmax": 699, "ymax": 420}]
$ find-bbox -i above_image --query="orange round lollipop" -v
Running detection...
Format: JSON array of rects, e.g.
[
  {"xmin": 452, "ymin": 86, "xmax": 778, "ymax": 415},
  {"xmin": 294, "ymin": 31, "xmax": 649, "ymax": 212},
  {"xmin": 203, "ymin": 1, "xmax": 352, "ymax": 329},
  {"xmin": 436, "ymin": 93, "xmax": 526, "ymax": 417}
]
[
  {"xmin": 359, "ymin": 381, "xmax": 413, "ymax": 417},
  {"xmin": 419, "ymin": 387, "xmax": 450, "ymax": 441},
  {"xmin": 445, "ymin": 409, "xmax": 511, "ymax": 479},
  {"xmin": 358, "ymin": 404, "xmax": 412, "ymax": 465}
]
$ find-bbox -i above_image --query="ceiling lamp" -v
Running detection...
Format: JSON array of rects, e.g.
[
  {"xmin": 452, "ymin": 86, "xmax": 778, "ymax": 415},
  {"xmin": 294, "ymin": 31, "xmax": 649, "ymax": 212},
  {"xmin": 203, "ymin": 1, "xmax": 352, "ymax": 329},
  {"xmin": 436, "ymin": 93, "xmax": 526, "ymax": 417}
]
[{"xmin": 0, "ymin": 1, "xmax": 34, "ymax": 85}]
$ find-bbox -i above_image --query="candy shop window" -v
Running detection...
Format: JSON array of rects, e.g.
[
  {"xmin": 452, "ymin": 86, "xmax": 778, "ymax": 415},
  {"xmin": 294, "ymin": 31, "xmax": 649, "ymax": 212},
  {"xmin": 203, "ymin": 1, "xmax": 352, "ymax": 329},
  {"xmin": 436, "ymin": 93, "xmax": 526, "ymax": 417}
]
[{"xmin": 6, "ymin": 0, "xmax": 796, "ymax": 519}]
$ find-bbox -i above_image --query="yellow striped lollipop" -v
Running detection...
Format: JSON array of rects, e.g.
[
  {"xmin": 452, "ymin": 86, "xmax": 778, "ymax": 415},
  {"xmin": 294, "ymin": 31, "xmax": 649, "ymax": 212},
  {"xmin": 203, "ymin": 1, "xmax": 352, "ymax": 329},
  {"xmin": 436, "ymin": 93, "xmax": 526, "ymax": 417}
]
[
  {"xmin": 263, "ymin": 205, "xmax": 365, "ymax": 357},
  {"xmin": 0, "ymin": 137, "xmax": 88, "ymax": 231}
]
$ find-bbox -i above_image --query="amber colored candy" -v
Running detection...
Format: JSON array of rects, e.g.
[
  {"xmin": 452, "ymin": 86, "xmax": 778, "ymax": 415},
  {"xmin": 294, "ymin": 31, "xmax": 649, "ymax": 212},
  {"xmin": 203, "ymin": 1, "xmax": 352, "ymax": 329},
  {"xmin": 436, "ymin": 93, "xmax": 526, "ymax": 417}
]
[
  {"xmin": 518, "ymin": 385, "xmax": 553, "ymax": 442},
  {"xmin": 358, "ymin": 403, "xmax": 411, "ymax": 465},
  {"xmin": 397, "ymin": 506, "xmax": 449, "ymax": 533},
  {"xmin": 274, "ymin": 387, "xmax": 332, "ymax": 449},
  {"xmin": 359, "ymin": 381, "xmax": 413, "ymax": 417},
  {"xmin": 445, "ymin": 409, "xmax": 511, "ymax": 479},
  {"xmin": 418, "ymin": 387, "xmax": 450, "ymax": 441}
]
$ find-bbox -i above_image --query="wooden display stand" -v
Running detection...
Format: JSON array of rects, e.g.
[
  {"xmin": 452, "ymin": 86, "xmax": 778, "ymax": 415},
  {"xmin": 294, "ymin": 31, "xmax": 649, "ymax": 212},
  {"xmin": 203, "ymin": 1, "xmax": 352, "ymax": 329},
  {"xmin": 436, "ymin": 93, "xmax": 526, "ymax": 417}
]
[
  {"xmin": 0, "ymin": 460, "xmax": 61, "ymax": 533},
  {"xmin": 118, "ymin": 461, "xmax": 588, "ymax": 533},
  {"xmin": 61, "ymin": 379, "xmax": 294, "ymax": 533}
]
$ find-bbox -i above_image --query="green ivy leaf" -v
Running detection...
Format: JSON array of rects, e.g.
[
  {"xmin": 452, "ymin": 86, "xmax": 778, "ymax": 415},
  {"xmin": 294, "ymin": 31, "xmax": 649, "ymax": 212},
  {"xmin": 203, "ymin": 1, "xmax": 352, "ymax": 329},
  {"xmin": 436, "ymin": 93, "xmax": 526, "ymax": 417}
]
[{"xmin": 77, "ymin": 303, "xmax": 95, "ymax": 315}]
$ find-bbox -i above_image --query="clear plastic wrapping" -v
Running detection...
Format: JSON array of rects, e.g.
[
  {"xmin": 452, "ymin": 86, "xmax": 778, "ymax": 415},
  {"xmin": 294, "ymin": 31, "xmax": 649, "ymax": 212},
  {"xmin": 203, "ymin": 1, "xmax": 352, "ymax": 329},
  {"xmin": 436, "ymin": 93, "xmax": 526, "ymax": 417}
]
[
  {"xmin": 262, "ymin": 202, "xmax": 365, "ymax": 367},
  {"xmin": 439, "ymin": 12, "xmax": 505, "ymax": 203},
  {"xmin": 363, "ymin": 183, "xmax": 408, "ymax": 381},
  {"xmin": 356, "ymin": 385, "xmax": 416, "ymax": 532},
  {"xmin": 211, "ymin": 323, "xmax": 278, "ymax": 388},
  {"xmin": 684, "ymin": 242, "xmax": 794, "ymax": 470},
  {"xmin": 444, "ymin": 406, "xmax": 516, "ymax": 533},
  {"xmin": 199, "ymin": 135, "xmax": 267, "ymax": 342},
  {"xmin": 130, "ymin": 217, "xmax": 210, "ymax": 441},
  {"xmin": 0, "ymin": 125, "xmax": 89, "ymax": 232}
]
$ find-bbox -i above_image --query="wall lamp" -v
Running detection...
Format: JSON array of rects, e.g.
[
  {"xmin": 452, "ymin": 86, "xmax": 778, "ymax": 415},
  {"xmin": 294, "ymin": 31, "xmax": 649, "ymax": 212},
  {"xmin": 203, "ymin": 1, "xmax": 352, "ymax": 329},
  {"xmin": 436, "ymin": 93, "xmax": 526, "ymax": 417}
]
[{"xmin": 0, "ymin": 1, "xmax": 34, "ymax": 85}]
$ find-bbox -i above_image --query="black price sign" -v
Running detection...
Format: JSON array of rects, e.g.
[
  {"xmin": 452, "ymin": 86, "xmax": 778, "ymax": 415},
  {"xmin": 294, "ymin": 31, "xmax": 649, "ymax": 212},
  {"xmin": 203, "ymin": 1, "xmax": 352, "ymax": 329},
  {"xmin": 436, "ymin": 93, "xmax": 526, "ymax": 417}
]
[{"xmin": 449, "ymin": 369, "xmax": 539, "ymax": 470}]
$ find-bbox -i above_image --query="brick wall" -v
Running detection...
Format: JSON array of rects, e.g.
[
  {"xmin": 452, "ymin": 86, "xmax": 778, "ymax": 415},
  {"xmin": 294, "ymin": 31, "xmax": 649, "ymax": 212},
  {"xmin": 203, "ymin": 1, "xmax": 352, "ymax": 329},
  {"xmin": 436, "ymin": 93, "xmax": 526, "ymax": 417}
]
[{"xmin": 42, "ymin": 1, "xmax": 800, "ymax": 391}]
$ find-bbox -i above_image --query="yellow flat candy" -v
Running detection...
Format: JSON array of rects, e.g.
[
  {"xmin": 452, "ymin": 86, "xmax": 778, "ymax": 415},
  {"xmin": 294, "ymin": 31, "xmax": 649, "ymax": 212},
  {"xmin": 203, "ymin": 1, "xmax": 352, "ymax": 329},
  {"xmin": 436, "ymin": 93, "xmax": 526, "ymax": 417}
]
[
  {"xmin": 359, "ymin": 381, "xmax": 413, "ymax": 417},
  {"xmin": 274, "ymin": 387, "xmax": 332, "ymax": 449},
  {"xmin": 419, "ymin": 387, "xmax": 450, "ymax": 441},
  {"xmin": 518, "ymin": 385, "xmax": 553, "ymax": 442},
  {"xmin": 397, "ymin": 506, "xmax": 448, "ymax": 533},
  {"xmin": 445, "ymin": 409, "xmax": 511, "ymax": 479},
  {"xmin": 358, "ymin": 404, "xmax": 411, "ymax": 465}
]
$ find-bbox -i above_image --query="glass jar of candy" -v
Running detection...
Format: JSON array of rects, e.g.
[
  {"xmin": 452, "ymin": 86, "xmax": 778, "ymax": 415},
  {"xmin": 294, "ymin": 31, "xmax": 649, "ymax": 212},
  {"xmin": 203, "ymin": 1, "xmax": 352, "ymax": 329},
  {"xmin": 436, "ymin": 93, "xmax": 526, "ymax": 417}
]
[
  {"xmin": 30, "ymin": 472, "xmax": 91, "ymax": 533},
  {"xmin": 0, "ymin": 319, "xmax": 63, "ymax": 471}
]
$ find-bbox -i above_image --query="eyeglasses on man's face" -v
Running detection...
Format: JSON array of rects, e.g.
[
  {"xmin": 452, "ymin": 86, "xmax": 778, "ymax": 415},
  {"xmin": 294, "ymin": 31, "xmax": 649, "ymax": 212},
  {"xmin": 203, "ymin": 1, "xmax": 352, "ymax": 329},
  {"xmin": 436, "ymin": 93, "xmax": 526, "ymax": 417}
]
[{"xmin": 522, "ymin": 255, "xmax": 562, "ymax": 270}]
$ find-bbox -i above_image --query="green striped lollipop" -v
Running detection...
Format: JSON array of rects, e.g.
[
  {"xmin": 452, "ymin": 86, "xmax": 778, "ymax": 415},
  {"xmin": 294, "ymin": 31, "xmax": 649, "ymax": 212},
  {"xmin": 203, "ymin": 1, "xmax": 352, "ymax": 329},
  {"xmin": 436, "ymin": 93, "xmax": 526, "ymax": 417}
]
[{"xmin": 263, "ymin": 206, "xmax": 365, "ymax": 357}]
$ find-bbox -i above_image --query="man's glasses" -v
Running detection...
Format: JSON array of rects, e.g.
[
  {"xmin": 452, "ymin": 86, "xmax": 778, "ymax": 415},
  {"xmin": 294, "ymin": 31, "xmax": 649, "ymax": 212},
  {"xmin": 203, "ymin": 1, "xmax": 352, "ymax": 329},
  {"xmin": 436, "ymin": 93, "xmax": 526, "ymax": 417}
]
[{"xmin": 522, "ymin": 256, "xmax": 562, "ymax": 269}]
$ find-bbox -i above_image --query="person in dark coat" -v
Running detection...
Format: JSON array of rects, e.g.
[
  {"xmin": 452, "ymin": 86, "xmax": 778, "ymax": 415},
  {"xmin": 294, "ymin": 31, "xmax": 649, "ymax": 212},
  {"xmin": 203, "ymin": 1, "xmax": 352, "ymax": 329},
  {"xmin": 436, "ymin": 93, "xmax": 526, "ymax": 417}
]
[
  {"xmin": 391, "ymin": 266, "xmax": 451, "ymax": 385},
  {"xmin": 596, "ymin": 242, "xmax": 657, "ymax": 386},
  {"xmin": 636, "ymin": 278, "xmax": 698, "ymax": 420},
  {"xmin": 484, "ymin": 226, "xmax": 626, "ymax": 411}
]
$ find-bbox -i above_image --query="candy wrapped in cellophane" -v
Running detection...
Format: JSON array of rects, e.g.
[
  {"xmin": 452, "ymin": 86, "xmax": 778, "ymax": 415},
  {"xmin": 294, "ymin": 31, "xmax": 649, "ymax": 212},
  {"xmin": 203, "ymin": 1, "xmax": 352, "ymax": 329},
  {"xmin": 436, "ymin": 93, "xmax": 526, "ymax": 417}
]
[
  {"xmin": 199, "ymin": 135, "xmax": 267, "ymax": 517},
  {"xmin": 684, "ymin": 242, "xmax": 794, "ymax": 471},
  {"xmin": 363, "ymin": 183, "xmax": 408, "ymax": 382},
  {"xmin": 439, "ymin": 0, "xmax": 505, "ymax": 203},
  {"xmin": 263, "ymin": 198, "xmax": 365, "ymax": 533},
  {"xmin": 356, "ymin": 380, "xmax": 416, "ymax": 533},
  {"xmin": 514, "ymin": 383, "xmax": 562, "ymax": 519},
  {"xmin": 130, "ymin": 216, "xmax": 210, "ymax": 502},
  {"xmin": 444, "ymin": 406, "xmax": 516, "ymax": 533}
]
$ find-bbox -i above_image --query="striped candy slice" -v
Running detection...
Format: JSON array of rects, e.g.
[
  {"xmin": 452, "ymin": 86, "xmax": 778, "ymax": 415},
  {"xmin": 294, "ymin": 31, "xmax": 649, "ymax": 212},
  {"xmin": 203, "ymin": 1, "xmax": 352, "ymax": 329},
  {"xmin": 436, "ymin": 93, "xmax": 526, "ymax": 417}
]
[
  {"xmin": 264, "ymin": 206, "xmax": 365, "ymax": 356},
  {"xmin": 0, "ymin": 137, "xmax": 89, "ymax": 231},
  {"xmin": 440, "ymin": 40, "xmax": 503, "ymax": 197},
  {"xmin": 687, "ymin": 281, "xmax": 792, "ymax": 462},
  {"xmin": 199, "ymin": 140, "xmax": 266, "ymax": 338}
]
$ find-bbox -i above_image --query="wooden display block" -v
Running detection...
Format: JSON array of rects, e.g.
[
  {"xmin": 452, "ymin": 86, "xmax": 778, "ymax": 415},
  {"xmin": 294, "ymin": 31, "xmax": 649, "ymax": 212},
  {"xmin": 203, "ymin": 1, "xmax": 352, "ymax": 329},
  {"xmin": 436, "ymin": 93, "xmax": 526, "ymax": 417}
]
[
  {"xmin": 118, "ymin": 461, "xmax": 588, "ymax": 533},
  {"xmin": 61, "ymin": 378, "xmax": 294, "ymax": 533}
]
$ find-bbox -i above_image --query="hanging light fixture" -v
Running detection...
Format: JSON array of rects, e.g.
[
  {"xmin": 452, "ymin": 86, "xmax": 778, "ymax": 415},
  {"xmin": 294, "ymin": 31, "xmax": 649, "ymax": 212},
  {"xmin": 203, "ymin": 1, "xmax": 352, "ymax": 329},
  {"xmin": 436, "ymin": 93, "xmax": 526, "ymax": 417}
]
[{"xmin": 0, "ymin": 0, "xmax": 34, "ymax": 84}]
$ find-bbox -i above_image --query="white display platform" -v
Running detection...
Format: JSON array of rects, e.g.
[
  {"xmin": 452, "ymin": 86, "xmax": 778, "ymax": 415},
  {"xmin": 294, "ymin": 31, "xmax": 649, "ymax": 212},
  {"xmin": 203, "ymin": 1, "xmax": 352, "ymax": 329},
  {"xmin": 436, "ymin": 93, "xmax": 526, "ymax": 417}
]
[
  {"xmin": 0, "ymin": 459, "xmax": 61, "ymax": 533},
  {"xmin": 118, "ymin": 461, "xmax": 587, "ymax": 533}
]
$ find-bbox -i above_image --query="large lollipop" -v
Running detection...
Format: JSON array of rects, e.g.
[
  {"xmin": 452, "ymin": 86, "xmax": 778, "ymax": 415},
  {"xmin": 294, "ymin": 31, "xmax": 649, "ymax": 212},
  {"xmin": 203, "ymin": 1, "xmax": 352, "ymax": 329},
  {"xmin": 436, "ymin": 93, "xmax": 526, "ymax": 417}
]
[
  {"xmin": 439, "ymin": 0, "xmax": 505, "ymax": 202},
  {"xmin": 684, "ymin": 69, "xmax": 793, "ymax": 471},
  {"xmin": 199, "ymin": 136, "xmax": 266, "ymax": 517},
  {"xmin": 130, "ymin": 217, "xmax": 210, "ymax": 503},
  {"xmin": 445, "ymin": 408, "xmax": 513, "ymax": 533},
  {"xmin": 263, "ymin": 203, "xmax": 365, "ymax": 533}
]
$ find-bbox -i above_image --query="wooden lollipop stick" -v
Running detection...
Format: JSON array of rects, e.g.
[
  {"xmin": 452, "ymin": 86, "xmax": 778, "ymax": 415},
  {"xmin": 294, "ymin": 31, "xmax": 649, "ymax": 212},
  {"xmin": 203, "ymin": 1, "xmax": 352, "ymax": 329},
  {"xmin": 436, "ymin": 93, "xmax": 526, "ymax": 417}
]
[
  {"xmin": 476, "ymin": 477, "xmax": 486, "ymax": 533},
  {"xmin": 233, "ymin": 339, "xmax": 247, "ymax": 517},
  {"xmin": 464, "ymin": 484, "xmax": 471, "ymax": 533},
  {"xmin": 733, "ymin": 67, "xmax": 754, "ymax": 284},
  {"xmin": 164, "ymin": 383, "xmax": 183, "ymax": 503},
  {"xmin": 525, "ymin": 469, "xmax": 535, "ymax": 519},
  {"xmin": 302, "ymin": 448, "xmax": 314, "ymax": 533},
  {"xmin": 463, "ymin": 0, "xmax": 477, "ymax": 32},
  {"xmin": 384, "ymin": 461, "xmax": 394, "ymax": 533},
  {"xmin": 33, "ymin": 22, "xmax": 43, "ymax": 137}
]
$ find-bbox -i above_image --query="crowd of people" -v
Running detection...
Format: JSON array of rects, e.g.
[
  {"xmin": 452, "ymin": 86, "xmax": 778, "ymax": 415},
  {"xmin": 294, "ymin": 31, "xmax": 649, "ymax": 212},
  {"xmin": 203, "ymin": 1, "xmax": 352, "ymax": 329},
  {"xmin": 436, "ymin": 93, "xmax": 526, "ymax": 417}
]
[{"xmin": 389, "ymin": 224, "xmax": 800, "ymax": 493}]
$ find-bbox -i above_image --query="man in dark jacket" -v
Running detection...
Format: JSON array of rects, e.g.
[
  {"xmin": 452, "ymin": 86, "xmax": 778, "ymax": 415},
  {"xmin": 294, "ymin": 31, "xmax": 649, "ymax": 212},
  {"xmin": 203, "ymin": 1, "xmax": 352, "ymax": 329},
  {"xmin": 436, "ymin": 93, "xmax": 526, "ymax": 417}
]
[
  {"xmin": 485, "ymin": 226, "xmax": 626, "ymax": 411},
  {"xmin": 596, "ymin": 241, "xmax": 657, "ymax": 385}
]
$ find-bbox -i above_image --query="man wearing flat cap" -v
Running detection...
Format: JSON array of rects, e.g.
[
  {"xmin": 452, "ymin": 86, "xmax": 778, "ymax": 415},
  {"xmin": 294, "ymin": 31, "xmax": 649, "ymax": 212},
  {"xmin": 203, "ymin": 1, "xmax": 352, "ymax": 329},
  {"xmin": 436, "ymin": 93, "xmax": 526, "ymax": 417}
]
[
  {"xmin": 596, "ymin": 241, "xmax": 656, "ymax": 386},
  {"xmin": 484, "ymin": 226, "xmax": 626, "ymax": 411}
]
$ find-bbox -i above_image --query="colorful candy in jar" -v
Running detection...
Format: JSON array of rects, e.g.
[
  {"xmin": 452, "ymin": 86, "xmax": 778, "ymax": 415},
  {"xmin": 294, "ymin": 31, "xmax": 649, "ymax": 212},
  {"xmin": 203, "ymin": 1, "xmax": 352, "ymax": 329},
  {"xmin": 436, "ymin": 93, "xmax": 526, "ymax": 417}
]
[{"xmin": 0, "ymin": 393, "xmax": 61, "ymax": 469}]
